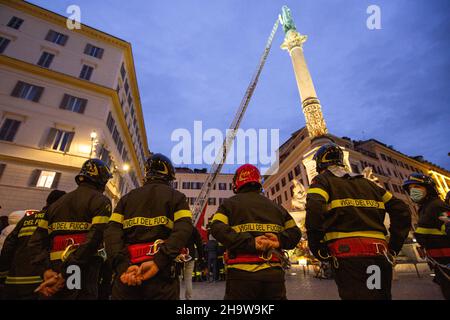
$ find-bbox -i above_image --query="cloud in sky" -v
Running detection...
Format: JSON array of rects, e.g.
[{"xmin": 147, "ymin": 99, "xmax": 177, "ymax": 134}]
[{"xmin": 30, "ymin": 0, "xmax": 450, "ymax": 171}]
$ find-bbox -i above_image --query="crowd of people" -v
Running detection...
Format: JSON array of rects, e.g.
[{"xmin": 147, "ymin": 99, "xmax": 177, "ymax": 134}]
[{"xmin": 0, "ymin": 140, "xmax": 448, "ymax": 300}]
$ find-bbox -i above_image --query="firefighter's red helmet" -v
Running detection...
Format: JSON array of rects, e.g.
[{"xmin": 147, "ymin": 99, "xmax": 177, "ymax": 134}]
[{"xmin": 232, "ymin": 164, "xmax": 262, "ymax": 193}]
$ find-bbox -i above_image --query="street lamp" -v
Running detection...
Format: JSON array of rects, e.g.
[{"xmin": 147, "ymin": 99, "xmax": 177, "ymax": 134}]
[
  {"xmin": 122, "ymin": 163, "xmax": 130, "ymax": 172},
  {"xmin": 89, "ymin": 130, "xmax": 97, "ymax": 159}
]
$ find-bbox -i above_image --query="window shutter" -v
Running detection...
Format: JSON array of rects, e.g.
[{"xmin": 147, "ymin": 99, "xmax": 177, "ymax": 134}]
[
  {"xmin": 44, "ymin": 128, "xmax": 58, "ymax": 148},
  {"xmin": 29, "ymin": 169, "xmax": 41, "ymax": 187},
  {"xmin": 45, "ymin": 30, "xmax": 54, "ymax": 41},
  {"xmin": 32, "ymin": 86, "xmax": 44, "ymax": 102},
  {"xmin": 84, "ymin": 44, "xmax": 91, "ymax": 54},
  {"xmin": 64, "ymin": 132, "xmax": 74, "ymax": 152},
  {"xmin": 8, "ymin": 120, "xmax": 20, "ymax": 141},
  {"xmin": 78, "ymin": 98, "xmax": 87, "ymax": 114},
  {"xmin": 59, "ymin": 94, "xmax": 70, "ymax": 110},
  {"xmin": 60, "ymin": 34, "xmax": 68, "ymax": 46},
  {"xmin": 11, "ymin": 81, "xmax": 23, "ymax": 97},
  {"xmin": 97, "ymin": 48, "xmax": 104, "ymax": 59},
  {"xmin": 0, "ymin": 163, "xmax": 6, "ymax": 180},
  {"xmin": 51, "ymin": 172, "xmax": 61, "ymax": 189}
]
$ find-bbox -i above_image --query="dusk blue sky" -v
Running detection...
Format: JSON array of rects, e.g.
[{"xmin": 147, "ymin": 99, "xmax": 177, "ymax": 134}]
[{"xmin": 30, "ymin": 0, "xmax": 450, "ymax": 172}]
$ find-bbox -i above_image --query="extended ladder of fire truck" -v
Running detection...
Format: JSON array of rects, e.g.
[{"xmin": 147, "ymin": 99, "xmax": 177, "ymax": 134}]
[{"xmin": 192, "ymin": 19, "xmax": 280, "ymax": 225}]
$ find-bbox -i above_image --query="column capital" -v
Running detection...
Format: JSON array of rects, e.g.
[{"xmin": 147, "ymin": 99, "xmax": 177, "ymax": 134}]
[{"xmin": 281, "ymin": 30, "xmax": 308, "ymax": 52}]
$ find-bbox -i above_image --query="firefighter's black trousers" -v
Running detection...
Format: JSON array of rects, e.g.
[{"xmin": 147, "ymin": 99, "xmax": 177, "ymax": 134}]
[
  {"xmin": 434, "ymin": 257, "xmax": 450, "ymax": 300},
  {"xmin": 50, "ymin": 256, "xmax": 103, "ymax": 300},
  {"xmin": 224, "ymin": 268, "xmax": 286, "ymax": 300},
  {"xmin": 332, "ymin": 256, "xmax": 392, "ymax": 300}
]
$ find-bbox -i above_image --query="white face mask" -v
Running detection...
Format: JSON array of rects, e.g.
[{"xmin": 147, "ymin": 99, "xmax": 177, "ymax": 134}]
[{"xmin": 410, "ymin": 188, "xmax": 425, "ymax": 203}]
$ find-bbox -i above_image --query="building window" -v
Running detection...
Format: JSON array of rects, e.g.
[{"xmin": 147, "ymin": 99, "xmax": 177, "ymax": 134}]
[
  {"xmin": 120, "ymin": 63, "xmax": 126, "ymax": 79},
  {"xmin": 380, "ymin": 154, "xmax": 387, "ymax": 161},
  {"xmin": 218, "ymin": 183, "xmax": 227, "ymax": 190},
  {"xmin": 276, "ymin": 195, "xmax": 282, "ymax": 205},
  {"xmin": 130, "ymin": 172, "xmax": 139, "ymax": 189},
  {"xmin": 392, "ymin": 184, "xmax": 400, "ymax": 193},
  {"xmin": 45, "ymin": 30, "xmax": 68, "ymax": 46},
  {"xmin": 127, "ymin": 94, "xmax": 133, "ymax": 106},
  {"xmin": 271, "ymin": 187, "xmax": 275, "ymax": 195},
  {"xmin": 117, "ymin": 138, "xmax": 123, "ymax": 154},
  {"xmin": 284, "ymin": 191, "xmax": 288, "ymax": 201},
  {"xmin": 393, "ymin": 171, "xmax": 398, "ymax": 178},
  {"xmin": 0, "ymin": 163, "xmax": 5, "ymax": 180},
  {"xmin": 84, "ymin": 44, "xmax": 104, "ymax": 59},
  {"xmin": 37, "ymin": 51, "xmax": 55, "ymax": 68},
  {"xmin": 118, "ymin": 175, "xmax": 125, "ymax": 194},
  {"xmin": 288, "ymin": 171, "xmax": 294, "ymax": 181},
  {"xmin": 0, "ymin": 119, "xmax": 21, "ymax": 142},
  {"xmin": 79, "ymin": 65, "xmax": 93, "ymax": 80},
  {"xmin": 30, "ymin": 170, "xmax": 61, "ymax": 189},
  {"xmin": 124, "ymin": 79, "xmax": 129, "ymax": 94},
  {"xmin": 275, "ymin": 183, "xmax": 280, "ymax": 192},
  {"xmin": 192, "ymin": 182, "xmax": 203, "ymax": 189},
  {"xmin": 208, "ymin": 198, "xmax": 216, "ymax": 205},
  {"xmin": 172, "ymin": 181, "xmax": 178, "ymax": 189},
  {"xmin": 182, "ymin": 182, "xmax": 190, "ymax": 189},
  {"xmin": 98, "ymin": 146, "xmax": 112, "ymax": 167},
  {"xmin": 294, "ymin": 165, "xmax": 301, "ymax": 176},
  {"xmin": 219, "ymin": 198, "xmax": 226, "ymax": 205},
  {"xmin": 281, "ymin": 177, "xmax": 286, "ymax": 187},
  {"xmin": 290, "ymin": 185, "xmax": 294, "ymax": 197},
  {"xmin": 351, "ymin": 164, "xmax": 360, "ymax": 173},
  {"xmin": 106, "ymin": 112, "xmax": 115, "ymax": 133},
  {"xmin": 122, "ymin": 149, "xmax": 129, "ymax": 162},
  {"xmin": 386, "ymin": 167, "xmax": 391, "ymax": 176},
  {"xmin": 0, "ymin": 37, "xmax": 11, "ymax": 54},
  {"xmin": 45, "ymin": 128, "xmax": 74, "ymax": 152},
  {"xmin": 7, "ymin": 16, "xmax": 24, "ymax": 29},
  {"xmin": 112, "ymin": 127, "xmax": 120, "ymax": 144},
  {"xmin": 11, "ymin": 81, "xmax": 44, "ymax": 102},
  {"xmin": 384, "ymin": 182, "xmax": 391, "ymax": 191},
  {"xmin": 60, "ymin": 94, "xmax": 87, "ymax": 113}
]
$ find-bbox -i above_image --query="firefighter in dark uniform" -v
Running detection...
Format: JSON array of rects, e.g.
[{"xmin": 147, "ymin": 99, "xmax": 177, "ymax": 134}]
[
  {"xmin": 305, "ymin": 143, "xmax": 411, "ymax": 300},
  {"xmin": 104, "ymin": 153, "xmax": 193, "ymax": 300},
  {"xmin": 29, "ymin": 159, "xmax": 112, "ymax": 299},
  {"xmin": 403, "ymin": 173, "xmax": 450, "ymax": 299},
  {"xmin": 211, "ymin": 164, "xmax": 301, "ymax": 300},
  {"xmin": 0, "ymin": 190, "xmax": 66, "ymax": 300}
]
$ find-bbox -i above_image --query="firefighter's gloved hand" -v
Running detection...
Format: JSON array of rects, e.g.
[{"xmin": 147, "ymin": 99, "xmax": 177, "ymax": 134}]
[
  {"xmin": 138, "ymin": 261, "xmax": 159, "ymax": 281},
  {"xmin": 120, "ymin": 265, "xmax": 141, "ymax": 286},
  {"xmin": 35, "ymin": 269, "xmax": 65, "ymax": 297}
]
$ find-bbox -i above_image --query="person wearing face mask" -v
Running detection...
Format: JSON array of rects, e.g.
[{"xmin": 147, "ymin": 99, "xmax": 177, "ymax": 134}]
[
  {"xmin": 403, "ymin": 173, "xmax": 450, "ymax": 299},
  {"xmin": 306, "ymin": 143, "xmax": 412, "ymax": 300}
]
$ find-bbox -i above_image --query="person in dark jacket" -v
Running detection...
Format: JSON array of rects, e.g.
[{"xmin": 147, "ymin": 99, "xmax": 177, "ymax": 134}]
[
  {"xmin": 306, "ymin": 143, "xmax": 411, "ymax": 300},
  {"xmin": 29, "ymin": 159, "xmax": 112, "ymax": 299},
  {"xmin": 211, "ymin": 164, "xmax": 301, "ymax": 300},
  {"xmin": 104, "ymin": 153, "xmax": 193, "ymax": 300},
  {"xmin": 0, "ymin": 190, "xmax": 66, "ymax": 300},
  {"xmin": 205, "ymin": 236, "xmax": 219, "ymax": 282},
  {"xmin": 403, "ymin": 173, "xmax": 450, "ymax": 299}
]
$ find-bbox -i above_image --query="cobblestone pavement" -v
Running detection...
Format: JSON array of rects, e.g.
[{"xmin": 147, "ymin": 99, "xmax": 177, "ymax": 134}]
[{"xmin": 180, "ymin": 266, "xmax": 444, "ymax": 300}]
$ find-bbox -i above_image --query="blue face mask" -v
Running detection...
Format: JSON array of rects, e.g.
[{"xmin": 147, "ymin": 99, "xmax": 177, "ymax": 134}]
[{"xmin": 410, "ymin": 188, "xmax": 425, "ymax": 203}]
